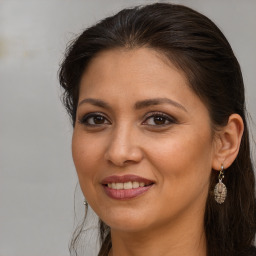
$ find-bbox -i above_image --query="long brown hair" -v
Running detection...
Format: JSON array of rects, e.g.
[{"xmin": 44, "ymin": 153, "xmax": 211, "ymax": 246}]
[{"xmin": 59, "ymin": 3, "xmax": 256, "ymax": 256}]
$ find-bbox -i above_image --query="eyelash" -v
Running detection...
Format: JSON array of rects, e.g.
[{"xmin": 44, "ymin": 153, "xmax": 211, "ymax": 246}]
[
  {"xmin": 78, "ymin": 111, "xmax": 177, "ymax": 127},
  {"xmin": 143, "ymin": 112, "xmax": 177, "ymax": 126},
  {"xmin": 79, "ymin": 112, "xmax": 111, "ymax": 126}
]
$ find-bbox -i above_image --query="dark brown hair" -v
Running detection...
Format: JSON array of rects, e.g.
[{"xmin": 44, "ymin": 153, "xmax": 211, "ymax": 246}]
[{"xmin": 59, "ymin": 3, "xmax": 256, "ymax": 256}]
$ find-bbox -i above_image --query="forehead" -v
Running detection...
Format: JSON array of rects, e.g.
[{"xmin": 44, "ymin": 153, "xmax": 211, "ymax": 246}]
[
  {"xmin": 79, "ymin": 47, "xmax": 191, "ymax": 97},
  {"xmin": 78, "ymin": 47, "xmax": 211, "ymax": 127}
]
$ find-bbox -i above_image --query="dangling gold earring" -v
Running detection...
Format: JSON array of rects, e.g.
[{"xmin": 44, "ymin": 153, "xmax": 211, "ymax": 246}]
[{"xmin": 214, "ymin": 164, "xmax": 227, "ymax": 204}]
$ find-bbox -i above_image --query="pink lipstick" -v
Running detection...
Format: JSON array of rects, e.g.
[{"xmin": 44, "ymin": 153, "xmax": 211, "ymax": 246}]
[{"xmin": 101, "ymin": 175, "xmax": 154, "ymax": 200}]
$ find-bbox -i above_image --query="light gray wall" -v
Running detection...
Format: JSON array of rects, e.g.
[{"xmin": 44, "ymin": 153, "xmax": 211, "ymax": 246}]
[{"xmin": 0, "ymin": 0, "xmax": 255, "ymax": 255}]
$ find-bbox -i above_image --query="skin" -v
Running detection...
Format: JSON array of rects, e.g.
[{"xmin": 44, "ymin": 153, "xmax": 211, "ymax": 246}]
[{"xmin": 72, "ymin": 48, "xmax": 244, "ymax": 256}]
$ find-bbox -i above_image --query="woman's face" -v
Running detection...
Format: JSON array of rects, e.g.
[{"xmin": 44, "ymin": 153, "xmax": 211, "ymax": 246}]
[{"xmin": 72, "ymin": 48, "xmax": 216, "ymax": 232}]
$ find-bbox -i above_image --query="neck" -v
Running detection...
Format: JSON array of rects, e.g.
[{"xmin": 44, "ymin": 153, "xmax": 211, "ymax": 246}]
[{"xmin": 109, "ymin": 209, "xmax": 207, "ymax": 256}]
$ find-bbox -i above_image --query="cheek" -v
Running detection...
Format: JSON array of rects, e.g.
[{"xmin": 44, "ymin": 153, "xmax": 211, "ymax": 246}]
[
  {"xmin": 72, "ymin": 129, "xmax": 104, "ymax": 168},
  {"xmin": 145, "ymin": 130, "xmax": 213, "ymax": 221},
  {"xmin": 71, "ymin": 132, "xmax": 101, "ymax": 193},
  {"xmin": 148, "ymin": 129, "xmax": 213, "ymax": 188}
]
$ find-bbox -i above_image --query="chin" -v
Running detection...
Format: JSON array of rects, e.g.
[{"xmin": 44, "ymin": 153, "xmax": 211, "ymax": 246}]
[
  {"xmin": 108, "ymin": 220, "xmax": 151, "ymax": 233},
  {"xmin": 99, "ymin": 208, "xmax": 152, "ymax": 233}
]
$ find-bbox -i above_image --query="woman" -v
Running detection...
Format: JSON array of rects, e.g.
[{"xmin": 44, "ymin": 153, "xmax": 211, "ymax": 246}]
[{"xmin": 59, "ymin": 3, "xmax": 256, "ymax": 256}]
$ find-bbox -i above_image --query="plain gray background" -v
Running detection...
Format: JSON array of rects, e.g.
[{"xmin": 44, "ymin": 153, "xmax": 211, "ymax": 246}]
[{"xmin": 0, "ymin": 0, "xmax": 255, "ymax": 255}]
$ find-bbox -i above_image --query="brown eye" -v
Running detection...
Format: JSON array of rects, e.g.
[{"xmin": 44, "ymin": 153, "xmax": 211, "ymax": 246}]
[
  {"xmin": 79, "ymin": 113, "xmax": 110, "ymax": 126},
  {"xmin": 93, "ymin": 116, "xmax": 105, "ymax": 124},
  {"xmin": 143, "ymin": 112, "xmax": 176, "ymax": 126},
  {"xmin": 153, "ymin": 116, "xmax": 167, "ymax": 125}
]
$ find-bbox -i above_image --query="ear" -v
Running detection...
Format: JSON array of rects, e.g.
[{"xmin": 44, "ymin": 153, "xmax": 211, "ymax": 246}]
[{"xmin": 212, "ymin": 114, "xmax": 244, "ymax": 170}]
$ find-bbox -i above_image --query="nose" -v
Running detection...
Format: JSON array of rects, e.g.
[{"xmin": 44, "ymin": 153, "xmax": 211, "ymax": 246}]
[{"xmin": 104, "ymin": 125, "xmax": 144, "ymax": 167}]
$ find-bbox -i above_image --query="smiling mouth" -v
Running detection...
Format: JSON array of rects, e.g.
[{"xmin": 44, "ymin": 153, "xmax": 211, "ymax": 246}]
[
  {"xmin": 106, "ymin": 181, "xmax": 151, "ymax": 190},
  {"xmin": 101, "ymin": 175, "xmax": 154, "ymax": 199}
]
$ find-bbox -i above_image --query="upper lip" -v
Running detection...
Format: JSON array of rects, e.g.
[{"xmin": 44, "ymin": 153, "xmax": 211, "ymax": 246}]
[{"xmin": 101, "ymin": 175, "xmax": 155, "ymax": 185}]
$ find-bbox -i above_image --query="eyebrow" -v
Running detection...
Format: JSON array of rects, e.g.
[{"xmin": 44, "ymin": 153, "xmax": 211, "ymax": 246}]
[
  {"xmin": 134, "ymin": 98, "xmax": 187, "ymax": 112},
  {"xmin": 78, "ymin": 98, "xmax": 111, "ymax": 109},
  {"xmin": 78, "ymin": 97, "xmax": 187, "ymax": 112}
]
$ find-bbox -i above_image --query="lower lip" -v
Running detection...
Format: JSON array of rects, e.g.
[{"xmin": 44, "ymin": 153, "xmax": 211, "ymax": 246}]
[{"xmin": 103, "ymin": 185, "xmax": 153, "ymax": 200}]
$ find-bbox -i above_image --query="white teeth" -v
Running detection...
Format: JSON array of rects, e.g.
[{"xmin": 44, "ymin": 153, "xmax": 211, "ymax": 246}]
[
  {"xmin": 139, "ymin": 182, "xmax": 145, "ymax": 187},
  {"xmin": 133, "ymin": 181, "xmax": 139, "ymax": 188},
  {"xmin": 107, "ymin": 181, "xmax": 147, "ymax": 189},
  {"xmin": 116, "ymin": 183, "xmax": 124, "ymax": 189},
  {"xmin": 124, "ymin": 181, "xmax": 132, "ymax": 190}
]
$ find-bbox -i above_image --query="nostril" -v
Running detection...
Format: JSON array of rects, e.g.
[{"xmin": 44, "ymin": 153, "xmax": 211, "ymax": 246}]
[{"xmin": 123, "ymin": 160, "xmax": 135, "ymax": 165}]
